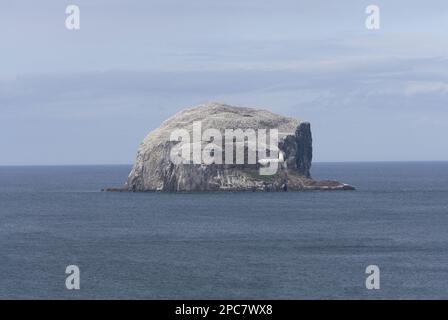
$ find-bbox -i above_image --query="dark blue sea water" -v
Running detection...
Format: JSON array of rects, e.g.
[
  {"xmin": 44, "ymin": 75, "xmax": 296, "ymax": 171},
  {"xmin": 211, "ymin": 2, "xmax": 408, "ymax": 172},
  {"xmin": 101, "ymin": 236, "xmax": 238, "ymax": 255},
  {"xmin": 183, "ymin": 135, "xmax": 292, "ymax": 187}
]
[{"xmin": 1, "ymin": 162, "xmax": 448, "ymax": 299}]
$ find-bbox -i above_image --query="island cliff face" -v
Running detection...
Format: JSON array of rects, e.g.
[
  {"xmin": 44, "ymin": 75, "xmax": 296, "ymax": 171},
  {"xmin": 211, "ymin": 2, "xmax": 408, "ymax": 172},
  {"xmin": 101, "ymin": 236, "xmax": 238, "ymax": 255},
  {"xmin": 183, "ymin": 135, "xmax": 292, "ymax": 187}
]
[{"xmin": 124, "ymin": 103, "xmax": 354, "ymax": 192}]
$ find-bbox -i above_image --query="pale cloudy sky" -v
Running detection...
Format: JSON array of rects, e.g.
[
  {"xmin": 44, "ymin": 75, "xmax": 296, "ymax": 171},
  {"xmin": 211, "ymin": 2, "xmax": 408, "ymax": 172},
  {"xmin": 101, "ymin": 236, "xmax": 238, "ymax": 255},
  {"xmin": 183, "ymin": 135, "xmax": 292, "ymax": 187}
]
[{"xmin": 1, "ymin": 0, "xmax": 448, "ymax": 165}]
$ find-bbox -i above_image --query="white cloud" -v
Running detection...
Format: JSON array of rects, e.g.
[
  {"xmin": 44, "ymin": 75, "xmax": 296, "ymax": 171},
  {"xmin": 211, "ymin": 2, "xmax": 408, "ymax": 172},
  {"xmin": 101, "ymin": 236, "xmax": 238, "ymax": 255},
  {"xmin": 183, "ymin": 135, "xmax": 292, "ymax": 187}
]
[{"xmin": 404, "ymin": 81, "xmax": 448, "ymax": 96}]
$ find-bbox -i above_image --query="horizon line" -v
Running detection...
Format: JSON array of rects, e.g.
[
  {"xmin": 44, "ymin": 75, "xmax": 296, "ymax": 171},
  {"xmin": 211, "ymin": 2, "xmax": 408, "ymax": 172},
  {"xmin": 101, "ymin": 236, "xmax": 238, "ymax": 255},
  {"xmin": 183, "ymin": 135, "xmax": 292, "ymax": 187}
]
[{"xmin": 1, "ymin": 160, "xmax": 448, "ymax": 167}]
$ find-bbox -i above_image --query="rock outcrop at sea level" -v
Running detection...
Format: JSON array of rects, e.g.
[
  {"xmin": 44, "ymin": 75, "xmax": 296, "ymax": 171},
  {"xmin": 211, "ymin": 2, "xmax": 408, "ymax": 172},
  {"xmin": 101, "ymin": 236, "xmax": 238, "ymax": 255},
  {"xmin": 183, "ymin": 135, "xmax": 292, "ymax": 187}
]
[{"xmin": 110, "ymin": 103, "xmax": 354, "ymax": 192}]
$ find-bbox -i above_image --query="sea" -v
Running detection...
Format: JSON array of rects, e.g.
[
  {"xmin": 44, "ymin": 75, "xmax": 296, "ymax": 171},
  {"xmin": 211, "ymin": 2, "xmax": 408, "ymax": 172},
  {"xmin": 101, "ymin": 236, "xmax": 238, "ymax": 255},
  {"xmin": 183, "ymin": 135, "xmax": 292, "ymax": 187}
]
[{"xmin": 0, "ymin": 162, "xmax": 447, "ymax": 299}]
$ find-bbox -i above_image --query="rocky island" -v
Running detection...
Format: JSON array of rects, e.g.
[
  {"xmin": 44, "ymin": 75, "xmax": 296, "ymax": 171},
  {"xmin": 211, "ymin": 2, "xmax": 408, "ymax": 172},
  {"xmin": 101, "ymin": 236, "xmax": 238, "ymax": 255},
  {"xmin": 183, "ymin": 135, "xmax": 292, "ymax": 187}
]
[{"xmin": 107, "ymin": 103, "xmax": 354, "ymax": 192}]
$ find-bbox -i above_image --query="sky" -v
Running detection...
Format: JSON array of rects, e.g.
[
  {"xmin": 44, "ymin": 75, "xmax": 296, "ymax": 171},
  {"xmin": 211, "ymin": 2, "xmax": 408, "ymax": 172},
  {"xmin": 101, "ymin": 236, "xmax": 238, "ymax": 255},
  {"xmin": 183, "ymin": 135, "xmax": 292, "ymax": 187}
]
[{"xmin": 0, "ymin": 0, "xmax": 448, "ymax": 165}]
